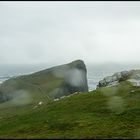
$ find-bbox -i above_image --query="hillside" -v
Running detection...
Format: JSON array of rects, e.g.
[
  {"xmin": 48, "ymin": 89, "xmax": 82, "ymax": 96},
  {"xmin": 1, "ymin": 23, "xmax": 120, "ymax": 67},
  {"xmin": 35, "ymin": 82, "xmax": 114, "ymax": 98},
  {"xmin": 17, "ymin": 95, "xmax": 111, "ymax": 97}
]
[
  {"xmin": 0, "ymin": 80, "xmax": 139, "ymax": 138},
  {"xmin": 0, "ymin": 60, "xmax": 88, "ymax": 103}
]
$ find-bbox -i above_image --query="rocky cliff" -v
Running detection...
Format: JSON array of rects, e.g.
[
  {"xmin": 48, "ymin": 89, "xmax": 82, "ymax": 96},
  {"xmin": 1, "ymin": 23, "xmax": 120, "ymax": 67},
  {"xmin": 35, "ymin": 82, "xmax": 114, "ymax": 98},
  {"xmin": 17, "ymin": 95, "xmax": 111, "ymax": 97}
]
[
  {"xmin": 97, "ymin": 69, "xmax": 140, "ymax": 88},
  {"xmin": 0, "ymin": 60, "xmax": 88, "ymax": 103}
]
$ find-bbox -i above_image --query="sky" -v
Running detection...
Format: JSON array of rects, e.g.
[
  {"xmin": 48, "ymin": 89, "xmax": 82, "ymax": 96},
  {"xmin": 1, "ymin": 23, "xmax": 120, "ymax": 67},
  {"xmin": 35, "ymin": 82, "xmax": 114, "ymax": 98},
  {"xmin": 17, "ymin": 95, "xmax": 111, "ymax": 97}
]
[{"xmin": 1, "ymin": 1, "xmax": 140, "ymax": 65}]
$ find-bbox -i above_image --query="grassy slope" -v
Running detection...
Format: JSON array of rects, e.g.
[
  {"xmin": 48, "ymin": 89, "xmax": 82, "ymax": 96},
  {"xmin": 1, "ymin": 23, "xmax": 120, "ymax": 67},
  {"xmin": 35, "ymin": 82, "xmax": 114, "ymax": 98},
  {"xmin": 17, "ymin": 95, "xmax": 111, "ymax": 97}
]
[
  {"xmin": 0, "ymin": 81, "xmax": 140, "ymax": 139},
  {"xmin": 0, "ymin": 70, "xmax": 63, "ymax": 100}
]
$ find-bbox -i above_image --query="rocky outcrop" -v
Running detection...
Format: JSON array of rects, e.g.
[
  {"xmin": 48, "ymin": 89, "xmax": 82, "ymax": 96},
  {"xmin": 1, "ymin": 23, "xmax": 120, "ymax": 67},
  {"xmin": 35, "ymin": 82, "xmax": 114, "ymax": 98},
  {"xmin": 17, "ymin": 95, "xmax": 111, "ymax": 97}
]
[
  {"xmin": 47, "ymin": 60, "xmax": 88, "ymax": 99},
  {"xmin": 97, "ymin": 70, "xmax": 133, "ymax": 88},
  {"xmin": 0, "ymin": 60, "xmax": 88, "ymax": 103}
]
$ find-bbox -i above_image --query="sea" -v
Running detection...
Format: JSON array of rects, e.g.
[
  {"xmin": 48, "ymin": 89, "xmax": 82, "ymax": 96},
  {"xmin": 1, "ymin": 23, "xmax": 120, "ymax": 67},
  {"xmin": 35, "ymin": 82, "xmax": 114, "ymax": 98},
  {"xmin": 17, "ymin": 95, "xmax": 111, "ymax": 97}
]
[{"xmin": 0, "ymin": 63, "xmax": 140, "ymax": 91}]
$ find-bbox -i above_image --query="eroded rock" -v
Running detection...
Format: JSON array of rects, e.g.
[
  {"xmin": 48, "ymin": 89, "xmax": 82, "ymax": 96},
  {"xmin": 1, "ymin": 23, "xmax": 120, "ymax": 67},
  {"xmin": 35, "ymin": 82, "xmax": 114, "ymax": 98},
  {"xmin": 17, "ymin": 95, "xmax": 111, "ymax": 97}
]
[{"xmin": 97, "ymin": 70, "xmax": 133, "ymax": 88}]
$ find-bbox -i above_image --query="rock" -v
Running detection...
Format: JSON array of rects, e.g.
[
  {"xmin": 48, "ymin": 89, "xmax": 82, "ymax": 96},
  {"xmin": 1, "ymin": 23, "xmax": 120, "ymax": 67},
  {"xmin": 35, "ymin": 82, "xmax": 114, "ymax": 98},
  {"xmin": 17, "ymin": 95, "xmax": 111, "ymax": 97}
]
[
  {"xmin": 97, "ymin": 69, "xmax": 140, "ymax": 88},
  {"xmin": 0, "ymin": 60, "xmax": 88, "ymax": 103},
  {"xmin": 38, "ymin": 101, "xmax": 43, "ymax": 105},
  {"xmin": 33, "ymin": 105, "xmax": 38, "ymax": 109},
  {"xmin": 97, "ymin": 70, "xmax": 133, "ymax": 88},
  {"xmin": 60, "ymin": 96, "xmax": 66, "ymax": 99},
  {"xmin": 48, "ymin": 60, "xmax": 88, "ymax": 99},
  {"xmin": 130, "ymin": 90, "xmax": 135, "ymax": 93},
  {"xmin": 127, "ymin": 79, "xmax": 140, "ymax": 86},
  {"xmin": 54, "ymin": 98, "xmax": 59, "ymax": 101},
  {"xmin": 0, "ymin": 90, "xmax": 12, "ymax": 103},
  {"xmin": 107, "ymin": 81, "xmax": 119, "ymax": 87}
]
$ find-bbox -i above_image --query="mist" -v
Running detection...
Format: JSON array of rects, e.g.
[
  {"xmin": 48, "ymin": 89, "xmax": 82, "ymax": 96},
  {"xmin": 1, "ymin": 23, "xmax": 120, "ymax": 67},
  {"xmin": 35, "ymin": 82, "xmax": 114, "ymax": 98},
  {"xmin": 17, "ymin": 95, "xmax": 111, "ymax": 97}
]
[{"xmin": 10, "ymin": 89, "xmax": 32, "ymax": 106}]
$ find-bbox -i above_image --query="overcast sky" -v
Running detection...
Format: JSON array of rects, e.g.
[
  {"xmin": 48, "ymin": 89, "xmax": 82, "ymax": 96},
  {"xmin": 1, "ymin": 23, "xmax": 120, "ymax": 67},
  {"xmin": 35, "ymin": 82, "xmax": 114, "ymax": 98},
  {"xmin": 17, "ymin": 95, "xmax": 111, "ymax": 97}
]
[{"xmin": 1, "ymin": 1, "xmax": 140, "ymax": 65}]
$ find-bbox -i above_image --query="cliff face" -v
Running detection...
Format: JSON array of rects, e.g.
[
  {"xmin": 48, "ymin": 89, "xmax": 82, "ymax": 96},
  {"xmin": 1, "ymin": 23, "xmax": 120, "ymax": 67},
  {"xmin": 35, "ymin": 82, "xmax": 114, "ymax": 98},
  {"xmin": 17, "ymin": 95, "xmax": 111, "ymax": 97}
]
[
  {"xmin": 49, "ymin": 60, "xmax": 88, "ymax": 98},
  {"xmin": 0, "ymin": 60, "xmax": 88, "ymax": 102}
]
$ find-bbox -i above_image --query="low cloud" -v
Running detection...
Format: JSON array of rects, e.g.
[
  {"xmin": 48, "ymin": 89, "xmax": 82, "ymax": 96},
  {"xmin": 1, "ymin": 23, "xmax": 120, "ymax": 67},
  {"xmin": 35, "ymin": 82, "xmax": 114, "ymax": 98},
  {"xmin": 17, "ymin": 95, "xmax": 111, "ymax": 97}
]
[
  {"xmin": 107, "ymin": 96, "xmax": 125, "ymax": 114},
  {"xmin": 10, "ymin": 90, "xmax": 32, "ymax": 106}
]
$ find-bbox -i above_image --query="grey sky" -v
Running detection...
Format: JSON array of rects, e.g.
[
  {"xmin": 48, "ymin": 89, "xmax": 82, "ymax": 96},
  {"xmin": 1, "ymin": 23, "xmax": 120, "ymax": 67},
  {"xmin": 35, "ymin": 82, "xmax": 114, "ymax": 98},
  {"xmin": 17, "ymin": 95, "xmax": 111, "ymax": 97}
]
[{"xmin": 1, "ymin": 1, "xmax": 140, "ymax": 65}]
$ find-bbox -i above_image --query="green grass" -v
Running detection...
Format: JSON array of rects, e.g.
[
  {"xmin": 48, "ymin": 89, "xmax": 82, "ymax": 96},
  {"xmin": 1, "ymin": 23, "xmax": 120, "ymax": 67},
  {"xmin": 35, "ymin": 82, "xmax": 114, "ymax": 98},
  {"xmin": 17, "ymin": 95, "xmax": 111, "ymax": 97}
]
[{"xmin": 0, "ymin": 81, "xmax": 139, "ymax": 138}]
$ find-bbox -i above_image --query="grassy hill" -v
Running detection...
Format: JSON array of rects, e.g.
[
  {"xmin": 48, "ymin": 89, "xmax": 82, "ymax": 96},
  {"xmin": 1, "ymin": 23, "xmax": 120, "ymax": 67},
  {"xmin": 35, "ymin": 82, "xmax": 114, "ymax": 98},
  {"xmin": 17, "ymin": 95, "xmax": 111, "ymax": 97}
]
[
  {"xmin": 0, "ymin": 80, "xmax": 139, "ymax": 138},
  {"xmin": 0, "ymin": 60, "xmax": 88, "ymax": 103}
]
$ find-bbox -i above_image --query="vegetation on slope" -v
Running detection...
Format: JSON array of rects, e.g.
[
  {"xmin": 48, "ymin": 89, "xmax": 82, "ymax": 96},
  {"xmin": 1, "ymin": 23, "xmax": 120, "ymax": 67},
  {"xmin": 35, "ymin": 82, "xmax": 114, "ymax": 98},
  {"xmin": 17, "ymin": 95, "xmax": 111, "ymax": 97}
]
[{"xmin": 0, "ymin": 81, "xmax": 139, "ymax": 139}]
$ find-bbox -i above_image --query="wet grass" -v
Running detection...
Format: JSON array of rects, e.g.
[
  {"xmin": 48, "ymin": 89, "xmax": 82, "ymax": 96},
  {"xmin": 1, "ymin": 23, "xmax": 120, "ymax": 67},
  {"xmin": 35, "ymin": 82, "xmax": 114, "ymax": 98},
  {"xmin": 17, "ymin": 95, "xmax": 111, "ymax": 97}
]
[{"xmin": 0, "ymin": 81, "xmax": 140, "ymax": 138}]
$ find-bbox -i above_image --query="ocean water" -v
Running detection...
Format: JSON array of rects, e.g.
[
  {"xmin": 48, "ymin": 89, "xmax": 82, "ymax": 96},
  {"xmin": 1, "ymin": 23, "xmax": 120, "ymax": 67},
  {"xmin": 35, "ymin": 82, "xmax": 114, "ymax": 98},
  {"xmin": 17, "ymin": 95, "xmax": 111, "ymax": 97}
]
[{"xmin": 0, "ymin": 63, "xmax": 140, "ymax": 91}]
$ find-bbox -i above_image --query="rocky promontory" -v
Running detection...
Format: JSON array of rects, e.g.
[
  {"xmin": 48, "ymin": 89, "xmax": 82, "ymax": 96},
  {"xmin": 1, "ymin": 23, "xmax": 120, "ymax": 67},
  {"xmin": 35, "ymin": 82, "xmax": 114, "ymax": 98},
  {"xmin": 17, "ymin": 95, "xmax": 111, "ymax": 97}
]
[
  {"xmin": 97, "ymin": 69, "xmax": 140, "ymax": 88},
  {"xmin": 0, "ymin": 60, "xmax": 88, "ymax": 103}
]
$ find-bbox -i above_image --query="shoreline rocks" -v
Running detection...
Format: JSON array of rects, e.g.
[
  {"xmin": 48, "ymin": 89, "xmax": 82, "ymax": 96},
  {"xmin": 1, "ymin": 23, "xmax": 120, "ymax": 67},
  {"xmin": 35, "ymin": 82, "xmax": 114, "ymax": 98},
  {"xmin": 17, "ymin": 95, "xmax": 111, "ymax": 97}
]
[{"xmin": 97, "ymin": 70, "xmax": 133, "ymax": 88}]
